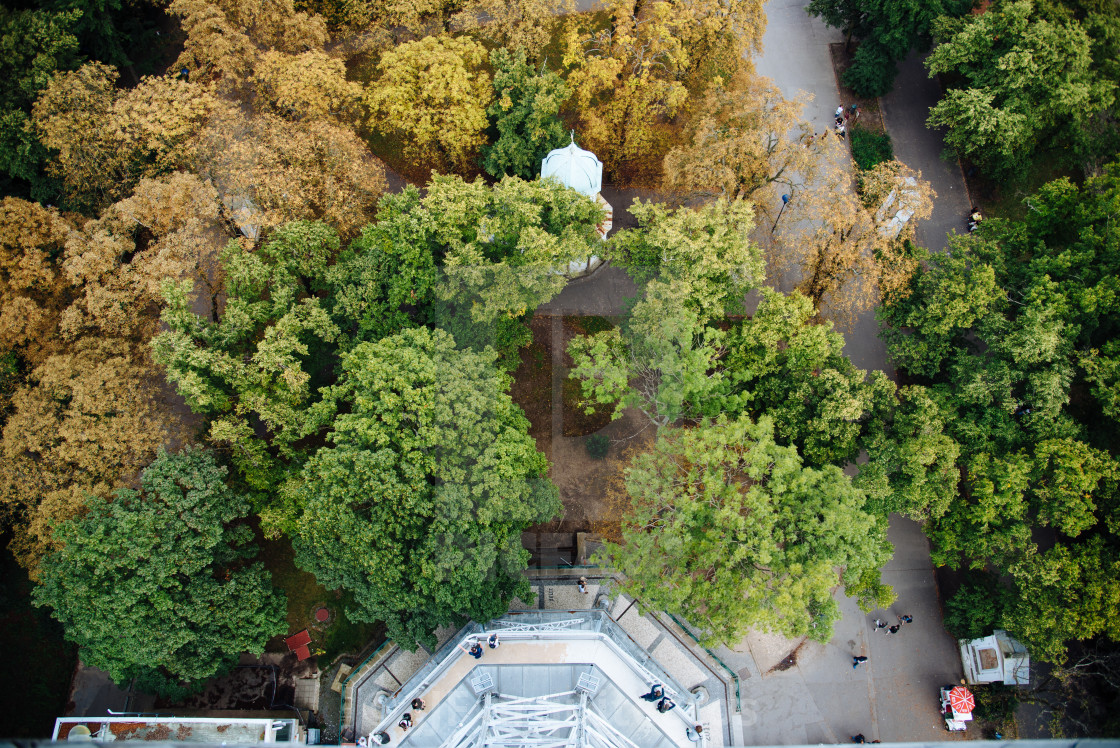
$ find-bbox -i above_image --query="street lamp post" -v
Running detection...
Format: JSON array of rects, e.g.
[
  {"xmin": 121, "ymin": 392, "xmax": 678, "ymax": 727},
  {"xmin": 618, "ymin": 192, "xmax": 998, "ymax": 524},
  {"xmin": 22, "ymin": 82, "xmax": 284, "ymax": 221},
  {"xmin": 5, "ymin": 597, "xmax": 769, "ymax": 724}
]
[{"xmin": 770, "ymin": 193, "xmax": 791, "ymax": 234}]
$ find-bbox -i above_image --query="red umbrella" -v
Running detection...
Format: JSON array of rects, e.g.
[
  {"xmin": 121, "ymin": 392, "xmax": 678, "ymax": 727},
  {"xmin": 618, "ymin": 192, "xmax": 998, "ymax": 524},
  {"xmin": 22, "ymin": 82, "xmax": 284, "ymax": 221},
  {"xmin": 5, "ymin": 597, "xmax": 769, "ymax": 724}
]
[{"xmin": 949, "ymin": 686, "xmax": 975, "ymax": 714}]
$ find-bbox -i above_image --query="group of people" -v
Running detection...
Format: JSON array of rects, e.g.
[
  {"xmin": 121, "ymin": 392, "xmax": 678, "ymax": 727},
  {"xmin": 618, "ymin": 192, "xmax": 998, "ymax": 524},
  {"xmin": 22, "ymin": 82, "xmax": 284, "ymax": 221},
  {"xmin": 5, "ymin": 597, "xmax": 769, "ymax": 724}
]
[
  {"xmin": 468, "ymin": 633, "xmax": 501, "ymax": 659},
  {"xmin": 371, "ymin": 698, "xmax": 428, "ymax": 743},
  {"xmin": 872, "ymin": 614, "xmax": 914, "ymax": 637},
  {"xmin": 853, "ymin": 614, "xmax": 914, "ymax": 668},
  {"xmin": 639, "ymin": 684, "xmax": 676, "ymax": 713},
  {"xmin": 834, "ymin": 103, "xmax": 859, "ymax": 139},
  {"xmin": 640, "ymin": 684, "xmax": 704, "ymax": 741}
]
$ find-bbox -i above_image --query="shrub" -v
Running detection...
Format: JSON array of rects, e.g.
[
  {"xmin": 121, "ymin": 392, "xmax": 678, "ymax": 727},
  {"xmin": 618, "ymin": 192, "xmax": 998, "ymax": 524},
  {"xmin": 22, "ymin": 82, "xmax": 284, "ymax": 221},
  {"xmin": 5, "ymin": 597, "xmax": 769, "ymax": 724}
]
[
  {"xmin": 842, "ymin": 41, "xmax": 898, "ymax": 98},
  {"xmin": 575, "ymin": 315, "xmax": 614, "ymax": 335},
  {"xmin": 850, "ymin": 125, "xmax": 894, "ymax": 171},
  {"xmin": 943, "ymin": 575, "xmax": 1011, "ymax": 640},
  {"xmin": 586, "ymin": 433, "xmax": 610, "ymax": 459},
  {"xmin": 972, "ymin": 684, "xmax": 1020, "ymax": 723}
]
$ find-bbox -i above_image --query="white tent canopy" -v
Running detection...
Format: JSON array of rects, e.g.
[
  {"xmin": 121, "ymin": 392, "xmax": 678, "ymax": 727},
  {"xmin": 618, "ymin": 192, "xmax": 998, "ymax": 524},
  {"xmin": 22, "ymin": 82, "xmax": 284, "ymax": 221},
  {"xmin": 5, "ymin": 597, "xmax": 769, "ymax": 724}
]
[{"xmin": 541, "ymin": 140, "xmax": 603, "ymax": 198}]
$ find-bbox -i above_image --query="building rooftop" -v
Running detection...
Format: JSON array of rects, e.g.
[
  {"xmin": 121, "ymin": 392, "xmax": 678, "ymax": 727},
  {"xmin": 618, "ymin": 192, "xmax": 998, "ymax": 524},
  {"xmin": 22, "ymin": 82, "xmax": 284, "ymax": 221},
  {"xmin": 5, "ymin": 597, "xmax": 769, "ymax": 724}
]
[
  {"xmin": 52, "ymin": 717, "xmax": 300, "ymax": 744},
  {"xmin": 347, "ymin": 607, "xmax": 733, "ymax": 747}
]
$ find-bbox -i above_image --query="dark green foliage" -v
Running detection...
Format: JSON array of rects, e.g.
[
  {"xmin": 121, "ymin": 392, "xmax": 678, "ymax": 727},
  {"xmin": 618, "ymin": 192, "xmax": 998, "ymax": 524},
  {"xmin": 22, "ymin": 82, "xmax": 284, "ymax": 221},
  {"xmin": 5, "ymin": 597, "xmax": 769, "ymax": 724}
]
[
  {"xmin": 154, "ymin": 222, "xmax": 345, "ymax": 516},
  {"xmin": 32, "ymin": 449, "xmax": 287, "ymax": 694},
  {"xmin": 942, "ymin": 576, "xmax": 1011, "ymax": 640},
  {"xmin": 850, "ymin": 124, "xmax": 894, "ymax": 171},
  {"xmin": 483, "ymin": 47, "xmax": 570, "ymax": 180},
  {"xmin": 327, "ymin": 190, "xmax": 437, "ymax": 350},
  {"xmin": 0, "ymin": 8, "xmax": 80, "ymax": 200},
  {"xmin": 725, "ymin": 288, "xmax": 893, "ymax": 466},
  {"xmin": 878, "ymin": 165, "xmax": 1120, "ymax": 663},
  {"xmin": 926, "ymin": 0, "xmax": 1118, "ymax": 180},
  {"xmin": 971, "ymin": 684, "xmax": 1021, "ymax": 723},
  {"xmin": 842, "ymin": 41, "xmax": 898, "ymax": 99},
  {"xmin": 574, "ymin": 315, "xmax": 614, "ymax": 335},
  {"xmin": 431, "ymin": 298, "xmax": 533, "ymax": 371},
  {"xmin": 808, "ymin": 0, "xmax": 972, "ymax": 95},
  {"xmin": 0, "ymin": 349, "xmax": 19, "ymax": 417},
  {"xmin": 585, "ymin": 433, "xmax": 610, "ymax": 458}
]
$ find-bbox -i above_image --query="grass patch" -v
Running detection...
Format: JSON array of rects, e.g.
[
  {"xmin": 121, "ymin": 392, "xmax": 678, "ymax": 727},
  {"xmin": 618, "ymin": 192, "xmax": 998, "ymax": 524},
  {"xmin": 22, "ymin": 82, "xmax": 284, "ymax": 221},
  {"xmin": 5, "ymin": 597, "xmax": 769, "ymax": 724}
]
[
  {"xmin": 850, "ymin": 124, "xmax": 894, "ymax": 171},
  {"xmin": 258, "ymin": 537, "xmax": 383, "ymax": 662}
]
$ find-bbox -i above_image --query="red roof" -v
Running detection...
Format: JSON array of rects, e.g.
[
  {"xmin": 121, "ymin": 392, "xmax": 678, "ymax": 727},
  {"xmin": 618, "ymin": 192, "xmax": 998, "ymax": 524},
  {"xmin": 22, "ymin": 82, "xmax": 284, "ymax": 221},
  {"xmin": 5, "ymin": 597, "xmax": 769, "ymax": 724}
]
[
  {"xmin": 285, "ymin": 629, "xmax": 311, "ymax": 650},
  {"xmin": 293, "ymin": 645, "xmax": 312, "ymax": 661}
]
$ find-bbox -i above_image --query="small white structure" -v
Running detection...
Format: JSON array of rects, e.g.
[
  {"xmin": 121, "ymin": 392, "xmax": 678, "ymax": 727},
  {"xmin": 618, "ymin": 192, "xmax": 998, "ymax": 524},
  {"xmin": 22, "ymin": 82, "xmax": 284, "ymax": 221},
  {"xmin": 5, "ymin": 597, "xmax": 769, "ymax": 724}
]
[
  {"xmin": 959, "ymin": 629, "xmax": 1030, "ymax": 686},
  {"xmin": 541, "ymin": 140, "xmax": 603, "ymax": 198},
  {"xmin": 540, "ymin": 137, "xmax": 613, "ymax": 277}
]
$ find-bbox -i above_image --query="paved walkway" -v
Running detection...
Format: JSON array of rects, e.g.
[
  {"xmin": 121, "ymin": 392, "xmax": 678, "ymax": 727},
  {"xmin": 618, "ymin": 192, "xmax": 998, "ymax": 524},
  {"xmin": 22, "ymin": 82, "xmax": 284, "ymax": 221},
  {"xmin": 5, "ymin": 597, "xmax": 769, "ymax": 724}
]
[
  {"xmin": 880, "ymin": 52, "xmax": 973, "ymax": 253},
  {"xmin": 727, "ymin": 1, "xmax": 970, "ymax": 745}
]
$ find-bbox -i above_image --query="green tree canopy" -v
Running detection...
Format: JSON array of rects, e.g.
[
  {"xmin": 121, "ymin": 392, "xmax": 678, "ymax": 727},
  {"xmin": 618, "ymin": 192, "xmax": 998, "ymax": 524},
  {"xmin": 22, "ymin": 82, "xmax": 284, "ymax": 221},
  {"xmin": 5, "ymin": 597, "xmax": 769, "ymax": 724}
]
[
  {"xmin": 569, "ymin": 281, "xmax": 728, "ymax": 428},
  {"xmin": 293, "ymin": 327, "xmax": 559, "ymax": 649},
  {"xmin": 806, "ymin": 0, "xmax": 972, "ymax": 96},
  {"xmin": 153, "ymin": 221, "xmax": 343, "ymax": 523},
  {"xmin": 607, "ymin": 197, "xmax": 763, "ymax": 320},
  {"xmin": 925, "ymin": 0, "xmax": 1117, "ymax": 179},
  {"xmin": 32, "ymin": 448, "xmax": 286, "ymax": 694},
  {"xmin": 482, "ymin": 47, "xmax": 569, "ymax": 180},
  {"xmin": 877, "ymin": 165, "xmax": 1120, "ymax": 662},
  {"xmin": 605, "ymin": 414, "xmax": 894, "ymax": 646},
  {"xmin": 725, "ymin": 288, "xmax": 894, "ymax": 467}
]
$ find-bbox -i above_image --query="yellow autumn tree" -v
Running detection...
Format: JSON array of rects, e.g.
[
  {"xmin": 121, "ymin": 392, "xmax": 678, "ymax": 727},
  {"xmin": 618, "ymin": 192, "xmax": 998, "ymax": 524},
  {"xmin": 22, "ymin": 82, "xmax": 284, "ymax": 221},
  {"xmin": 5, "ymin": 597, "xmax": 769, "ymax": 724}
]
[
  {"xmin": 664, "ymin": 73, "xmax": 830, "ymax": 206},
  {"xmin": 32, "ymin": 63, "xmax": 218, "ymax": 213},
  {"xmin": 31, "ymin": 63, "xmax": 123, "ymax": 211},
  {"xmin": 662, "ymin": 0, "xmax": 766, "ymax": 84},
  {"xmin": 0, "ymin": 199, "xmax": 74, "ymax": 365},
  {"xmin": 0, "ymin": 338, "xmax": 186, "ymax": 573},
  {"xmin": 252, "ymin": 49, "xmax": 362, "ymax": 122},
  {"xmin": 771, "ymin": 158, "xmax": 935, "ymax": 329},
  {"xmin": 169, "ymin": 0, "xmax": 328, "ymax": 89},
  {"xmin": 197, "ymin": 107, "xmax": 387, "ymax": 238},
  {"xmin": 562, "ymin": 4, "xmax": 688, "ymax": 182},
  {"xmin": 0, "ymin": 175, "xmax": 224, "ymax": 572},
  {"xmin": 451, "ymin": 0, "xmax": 574, "ymax": 58},
  {"xmin": 365, "ymin": 34, "xmax": 492, "ymax": 173}
]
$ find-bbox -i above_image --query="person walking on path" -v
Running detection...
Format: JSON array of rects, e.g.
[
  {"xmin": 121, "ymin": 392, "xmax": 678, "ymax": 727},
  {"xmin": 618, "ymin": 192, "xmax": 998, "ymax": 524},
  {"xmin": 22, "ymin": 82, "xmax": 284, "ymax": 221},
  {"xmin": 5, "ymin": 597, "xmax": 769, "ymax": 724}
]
[
  {"xmin": 852, "ymin": 734, "xmax": 866, "ymax": 743},
  {"xmin": 641, "ymin": 684, "xmax": 664, "ymax": 702},
  {"xmin": 872, "ymin": 618, "xmax": 888, "ymax": 631},
  {"xmin": 836, "ymin": 105, "xmax": 844, "ymax": 118},
  {"xmin": 898, "ymin": 614, "xmax": 913, "ymax": 625},
  {"xmin": 578, "ymin": 577, "xmax": 588, "ymax": 594},
  {"xmin": 398, "ymin": 714, "xmax": 412, "ymax": 731},
  {"xmin": 411, "ymin": 698, "xmax": 425, "ymax": 711},
  {"xmin": 488, "ymin": 633, "xmax": 500, "ymax": 649},
  {"xmin": 657, "ymin": 697, "xmax": 676, "ymax": 713},
  {"xmin": 469, "ymin": 643, "xmax": 483, "ymax": 659},
  {"xmin": 885, "ymin": 625, "xmax": 900, "ymax": 636},
  {"xmin": 686, "ymin": 725, "xmax": 703, "ymax": 742},
  {"xmin": 853, "ymin": 655, "xmax": 869, "ymax": 668}
]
